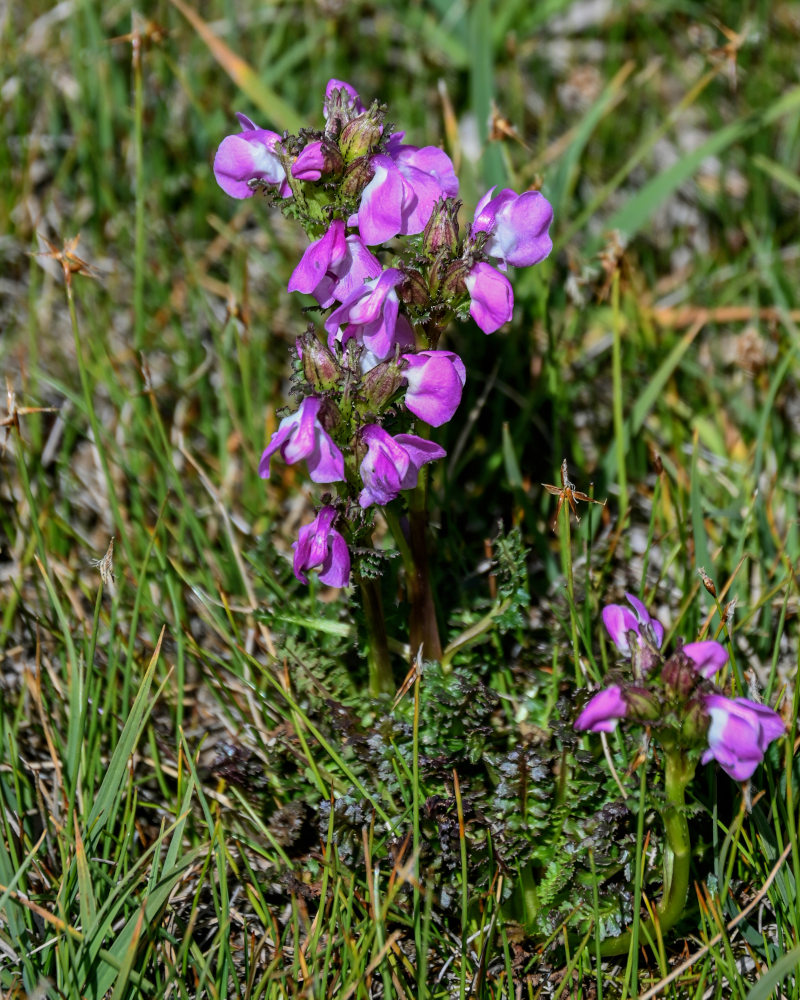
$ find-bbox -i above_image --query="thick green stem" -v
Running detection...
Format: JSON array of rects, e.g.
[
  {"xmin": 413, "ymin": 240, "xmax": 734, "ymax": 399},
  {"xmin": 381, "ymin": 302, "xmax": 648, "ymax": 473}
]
[
  {"xmin": 600, "ymin": 750, "xmax": 694, "ymax": 956},
  {"xmin": 357, "ymin": 574, "xmax": 393, "ymax": 696}
]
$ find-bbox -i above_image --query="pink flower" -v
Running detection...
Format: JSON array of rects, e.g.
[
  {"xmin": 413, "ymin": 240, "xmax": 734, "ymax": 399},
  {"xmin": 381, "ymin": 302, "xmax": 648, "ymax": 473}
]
[
  {"xmin": 213, "ymin": 114, "xmax": 290, "ymax": 199},
  {"xmin": 574, "ymin": 685, "xmax": 628, "ymax": 733},
  {"xmin": 472, "ymin": 186, "xmax": 553, "ymax": 270},
  {"xmin": 293, "ymin": 507, "xmax": 350, "ymax": 587},
  {"xmin": 358, "ymin": 426, "xmax": 445, "ymax": 507},
  {"xmin": 325, "ymin": 268, "xmax": 409, "ymax": 360},
  {"xmin": 701, "ymin": 695, "xmax": 784, "ymax": 781},
  {"xmin": 259, "ymin": 396, "xmax": 344, "ymax": 484},
  {"xmin": 464, "ymin": 262, "xmax": 513, "ymax": 334},
  {"xmin": 683, "ymin": 641, "xmax": 728, "ymax": 679},
  {"xmin": 288, "ymin": 221, "xmax": 381, "ymax": 308},
  {"xmin": 602, "ymin": 594, "xmax": 665, "ymax": 658},
  {"xmin": 401, "ymin": 350, "xmax": 466, "ymax": 426},
  {"xmin": 356, "ymin": 142, "xmax": 459, "ymax": 245}
]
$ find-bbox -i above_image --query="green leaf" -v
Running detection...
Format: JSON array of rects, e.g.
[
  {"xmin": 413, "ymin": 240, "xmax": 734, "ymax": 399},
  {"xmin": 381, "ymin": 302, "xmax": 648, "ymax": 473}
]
[
  {"xmin": 85, "ymin": 628, "xmax": 166, "ymax": 848},
  {"xmin": 744, "ymin": 945, "xmax": 800, "ymax": 1000}
]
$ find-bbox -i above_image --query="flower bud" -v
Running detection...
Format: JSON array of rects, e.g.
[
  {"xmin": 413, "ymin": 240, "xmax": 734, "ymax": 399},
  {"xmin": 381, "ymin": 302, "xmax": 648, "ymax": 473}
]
[
  {"xmin": 339, "ymin": 108, "xmax": 384, "ymax": 162},
  {"xmin": 298, "ymin": 331, "xmax": 341, "ymax": 392},
  {"xmin": 399, "ymin": 268, "xmax": 430, "ymax": 307},
  {"xmin": 316, "ymin": 395, "xmax": 341, "ymax": 434},
  {"xmin": 323, "ymin": 80, "xmax": 365, "ymax": 138},
  {"xmin": 421, "ymin": 198, "xmax": 460, "ymax": 257},
  {"xmin": 662, "ymin": 652, "xmax": 699, "ymax": 702},
  {"xmin": 340, "ymin": 156, "xmax": 375, "ymax": 200},
  {"xmin": 292, "ymin": 139, "xmax": 344, "ymax": 182},
  {"xmin": 360, "ymin": 356, "xmax": 407, "ymax": 413},
  {"xmin": 623, "ymin": 685, "xmax": 661, "ymax": 723},
  {"xmin": 440, "ymin": 258, "xmax": 470, "ymax": 299},
  {"xmin": 680, "ymin": 697, "xmax": 710, "ymax": 748}
]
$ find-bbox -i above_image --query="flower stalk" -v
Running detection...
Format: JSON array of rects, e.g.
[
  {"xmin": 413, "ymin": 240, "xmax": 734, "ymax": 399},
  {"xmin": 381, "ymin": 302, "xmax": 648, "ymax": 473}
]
[
  {"xmin": 599, "ymin": 749, "xmax": 693, "ymax": 956},
  {"xmin": 356, "ymin": 573, "xmax": 394, "ymax": 696},
  {"xmin": 407, "ymin": 474, "xmax": 443, "ymax": 662}
]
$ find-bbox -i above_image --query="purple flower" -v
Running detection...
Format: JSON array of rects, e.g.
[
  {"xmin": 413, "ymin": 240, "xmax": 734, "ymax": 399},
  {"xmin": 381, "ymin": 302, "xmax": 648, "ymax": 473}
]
[
  {"xmin": 288, "ymin": 221, "xmax": 381, "ymax": 308},
  {"xmin": 213, "ymin": 114, "xmax": 290, "ymax": 199},
  {"xmin": 602, "ymin": 594, "xmax": 665, "ymax": 658},
  {"xmin": 356, "ymin": 143, "xmax": 459, "ymax": 245},
  {"xmin": 464, "ymin": 262, "xmax": 513, "ymax": 334},
  {"xmin": 323, "ymin": 79, "xmax": 364, "ymax": 119},
  {"xmin": 401, "ymin": 350, "xmax": 466, "ymax": 426},
  {"xmin": 683, "ymin": 641, "xmax": 729, "ymax": 679},
  {"xmin": 259, "ymin": 396, "xmax": 344, "ymax": 484},
  {"xmin": 574, "ymin": 685, "xmax": 628, "ymax": 733},
  {"xmin": 291, "ymin": 141, "xmax": 326, "ymax": 181},
  {"xmin": 293, "ymin": 506, "xmax": 350, "ymax": 587},
  {"xmin": 325, "ymin": 268, "xmax": 407, "ymax": 359},
  {"xmin": 701, "ymin": 694, "xmax": 784, "ymax": 781},
  {"xmin": 472, "ymin": 187, "xmax": 553, "ymax": 270},
  {"xmin": 358, "ymin": 426, "xmax": 446, "ymax": 507}
]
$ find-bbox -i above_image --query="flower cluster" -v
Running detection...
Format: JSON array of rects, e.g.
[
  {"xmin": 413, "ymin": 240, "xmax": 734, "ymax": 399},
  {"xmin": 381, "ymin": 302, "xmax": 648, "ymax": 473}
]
[
  {"xmin": 576, "ymin": 594, "xmax": 784, "ymax": 782},
  {"xmin": 214, "ymin": 80, "xmax": 553, "ymax": 588}
]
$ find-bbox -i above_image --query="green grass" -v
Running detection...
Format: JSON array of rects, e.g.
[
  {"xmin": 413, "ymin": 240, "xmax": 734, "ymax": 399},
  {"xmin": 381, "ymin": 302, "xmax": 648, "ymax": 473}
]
[{"xmin": 2, "ymin": 1, "xmax": 800, "ymax": 997}]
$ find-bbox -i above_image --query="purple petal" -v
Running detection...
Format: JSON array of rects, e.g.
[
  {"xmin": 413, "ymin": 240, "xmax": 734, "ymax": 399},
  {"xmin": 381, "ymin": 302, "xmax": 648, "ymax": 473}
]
[
  {"xmin": 282, "ymin": 397, "xmax": 322, "ymax": 466},
  {"xmin": 683, "ymin": 641, "xmax": 729, "ymax": 678},
  {"xmin": 575, "ymin": 685, "xmax": 627, "ymax": 733},
  {"xmin": 292, "ymin": 507, "xmax": 350, "ymax": 588},
  {"xmin": 472, "ymin": 188, "xmax": 516, "ymax": 235},
  {"xmin": 702, "ymin": 694, "xmax": 784, "ymax": 781},
  {"xmin": 602, "ymin": 604, "xmax": 640, "ymax": 655},
  {"xmin": 394, "ymin": 145, "xmax": 459, "ymax": 198},
  {"xmin": 496, "ymin": 191, "xmax": 553, "ymax": 267},
  {"xmin": 358, "ymin": 425, "xmax": 409, "ymax": 507},
  {"xmin": 259, "ymin": 397, "xmax": 344, "ymax": 483},
  {"xmin": 324, "ymin": 79, "xmax": 364, "ymax": 116},
  {"xmin": 402, "ymin": 351, "xmax": 466, "ymax": 426},
  {"xmin": 292, "ymin": 140, "xmax": 326, "ymax": 181},
  {"xmin": 319, "ymin": 530, "xmax": 351, "ymax": 587},
  {"xmin": 624, "ymin": 593, "xmax": 664, "ymax": 647},
  {"xmin": 357, "ymin": 156, "xmax": 405, "ymax": 244},
  {"xmin": 258, "ymin": 419, "xmax": 293, "ymax": 478},
  {"xmin": 472, "ymin": 187, "xmax": 553, "ymax": 268},
  {"xmin": 213, "ymin": 128, "xmax": 286, "ymax": 199},
  {"xmin": 394, "ymin": 434, "xmax": 446, "ymax": 489},
  {"xmin": 307, "ymin": 429, "xmax": 346, "ymax": 483},
  {"xmin": 288, "ymin": 221, "xmax": 347, "ymax": 298},
  {"xmin": 464, "ymin": 262, "xmax": 513, "ymax": 334}
]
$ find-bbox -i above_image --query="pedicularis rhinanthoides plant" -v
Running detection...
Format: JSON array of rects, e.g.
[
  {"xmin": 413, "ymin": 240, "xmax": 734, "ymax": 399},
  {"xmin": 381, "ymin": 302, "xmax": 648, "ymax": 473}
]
[
  {"xmin": 214, "ymin": 80, "xmax": 553, "ymax": 692},
  {"xmin": 214, "ymin": 82, "xmax": 786, "ymax": 952},
  {"xmin": 575, "ymin": 594, "xmax": 785, "ymax": 953}
]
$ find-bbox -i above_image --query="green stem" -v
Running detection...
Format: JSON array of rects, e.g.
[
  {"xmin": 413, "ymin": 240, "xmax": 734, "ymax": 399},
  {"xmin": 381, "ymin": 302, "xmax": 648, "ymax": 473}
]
[
  {"xmin": 357, "ymin": 574, "xmax": 393, "ymax": 696},
  {"xmin": 67, "ymin": 278, "xmax": 135, "ymax": 572},
  {"xmin": 441, "ymin": 598, "xmax": 511, "ymax": 671},
  {"xmin": 384, "ymin": 494, "xmax": 441, "ymax": 665},
  {"xmin": 600, "ymin": 749, "xmax": 694, "ymax": 957},
  {"xmin": 559, "ymin": 499, "xmax": 582, "ymax": 687},
  {"xmin": 132, "ymin": 17, "xmax": 145, "ymax": 353},
  {"xmin": 611, "ymin": 272, "xmax": 628, "ymax": 523},
  {"xmin": 407, "ymin": 483, "xmax": 443, "ymax": 662}
]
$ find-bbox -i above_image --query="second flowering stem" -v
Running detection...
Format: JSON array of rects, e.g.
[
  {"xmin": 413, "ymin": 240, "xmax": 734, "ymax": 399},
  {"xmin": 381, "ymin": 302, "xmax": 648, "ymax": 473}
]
[{"xmin": 599, "ymin": 749, "xmax": 694, "ymax": 957}]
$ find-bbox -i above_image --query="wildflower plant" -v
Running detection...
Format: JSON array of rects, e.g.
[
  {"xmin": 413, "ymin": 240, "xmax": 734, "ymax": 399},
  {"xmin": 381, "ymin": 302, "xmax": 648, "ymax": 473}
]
[
  {"xmin": 214, "ymin": 79, "xmax": 553, "ymax": 691},
  {"xmin": 576, "ymin": 593, "xmax": 785, "ymax": 954}
]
